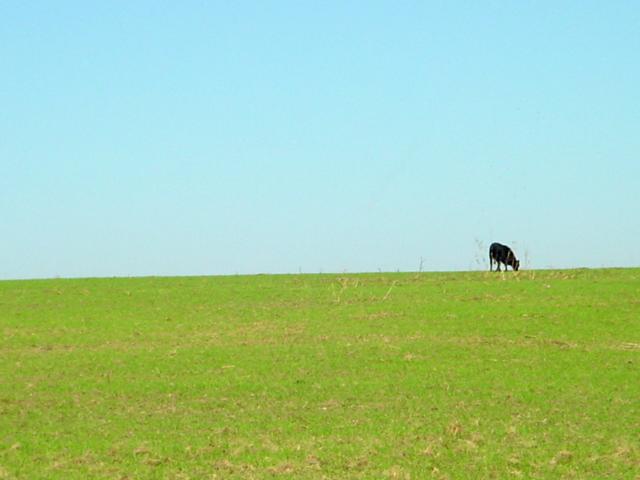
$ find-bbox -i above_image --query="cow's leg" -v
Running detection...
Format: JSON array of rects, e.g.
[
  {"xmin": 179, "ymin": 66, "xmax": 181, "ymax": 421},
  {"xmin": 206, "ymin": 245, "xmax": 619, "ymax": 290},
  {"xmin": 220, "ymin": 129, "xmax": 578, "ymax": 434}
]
[
  {"xmin": 489, "ymin": 255, "xmax": 492, "ymax": 271},
  {"xmin": 496, "ymin": 261, "xmax": 501, "ymax": 272}
]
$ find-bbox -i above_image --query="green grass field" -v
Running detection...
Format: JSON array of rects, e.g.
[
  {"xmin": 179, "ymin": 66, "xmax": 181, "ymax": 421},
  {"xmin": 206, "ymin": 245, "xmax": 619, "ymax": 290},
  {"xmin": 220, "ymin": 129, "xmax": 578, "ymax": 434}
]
[{"xmin": 1, "ymin": 269, "xmax": 639, "ymax": 479}]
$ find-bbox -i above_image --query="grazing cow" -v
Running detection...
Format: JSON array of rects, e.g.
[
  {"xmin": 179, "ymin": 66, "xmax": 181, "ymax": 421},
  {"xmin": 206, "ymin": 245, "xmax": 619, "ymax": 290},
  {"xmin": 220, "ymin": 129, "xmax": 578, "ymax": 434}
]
[{"xmin": 489, "ymin": 242, "xmax": 520, "ymax": 271}]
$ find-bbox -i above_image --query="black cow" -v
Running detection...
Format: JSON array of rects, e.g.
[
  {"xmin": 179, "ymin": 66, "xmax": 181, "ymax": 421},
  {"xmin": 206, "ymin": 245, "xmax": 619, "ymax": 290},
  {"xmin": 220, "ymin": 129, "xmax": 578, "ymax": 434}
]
[{"xmin": 489, "ymin": 242, "xmax": 520, "ymax": 271}]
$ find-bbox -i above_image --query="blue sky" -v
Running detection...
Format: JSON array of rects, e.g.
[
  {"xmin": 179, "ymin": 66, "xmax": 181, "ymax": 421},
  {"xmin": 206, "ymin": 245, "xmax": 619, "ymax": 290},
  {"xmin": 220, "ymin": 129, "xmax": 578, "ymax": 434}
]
[{"xmin": 1, "ymin": 1, "xmax": 639, "ymax": 279}]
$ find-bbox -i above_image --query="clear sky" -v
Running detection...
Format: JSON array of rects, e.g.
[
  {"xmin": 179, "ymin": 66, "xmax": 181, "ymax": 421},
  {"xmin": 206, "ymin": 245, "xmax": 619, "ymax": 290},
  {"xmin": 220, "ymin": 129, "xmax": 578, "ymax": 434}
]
[{"xmin": 2, "ymin": 1, "xmax": 639, "ymax": 279}]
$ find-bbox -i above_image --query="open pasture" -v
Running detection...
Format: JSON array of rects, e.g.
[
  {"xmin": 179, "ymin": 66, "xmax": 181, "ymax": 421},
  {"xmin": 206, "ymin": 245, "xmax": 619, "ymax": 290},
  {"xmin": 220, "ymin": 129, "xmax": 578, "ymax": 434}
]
[{"xmin": 1, "ymin": 269, "xmax": 639, "ymax": 478}]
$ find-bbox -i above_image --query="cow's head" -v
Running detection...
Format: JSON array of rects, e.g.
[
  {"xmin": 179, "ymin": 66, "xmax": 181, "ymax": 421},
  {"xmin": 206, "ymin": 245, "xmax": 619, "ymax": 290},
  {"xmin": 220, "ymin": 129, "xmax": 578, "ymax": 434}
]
[{"xmin": 513, "ymin": 259, "xmax": 520, "ymax": 271}]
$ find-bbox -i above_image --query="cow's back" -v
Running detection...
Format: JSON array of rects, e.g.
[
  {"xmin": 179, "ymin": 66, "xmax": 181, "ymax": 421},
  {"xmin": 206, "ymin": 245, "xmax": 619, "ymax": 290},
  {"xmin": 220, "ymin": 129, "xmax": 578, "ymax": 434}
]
[
  {"xmin": 489, "ymin": 242, "xmax": 504, "ymax": 256},
  {"xmin": 490, "ymin": 242, "xmax": 509, "ymax": 260}
]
